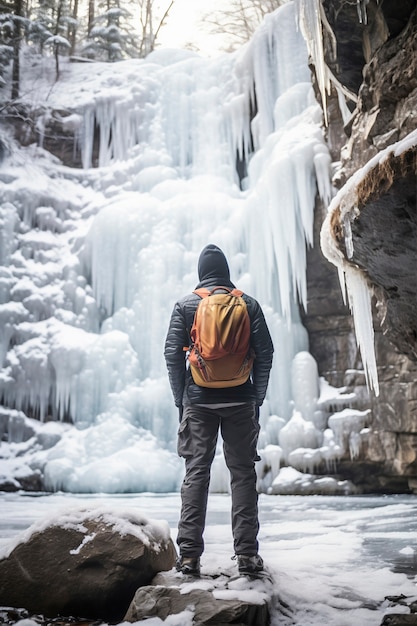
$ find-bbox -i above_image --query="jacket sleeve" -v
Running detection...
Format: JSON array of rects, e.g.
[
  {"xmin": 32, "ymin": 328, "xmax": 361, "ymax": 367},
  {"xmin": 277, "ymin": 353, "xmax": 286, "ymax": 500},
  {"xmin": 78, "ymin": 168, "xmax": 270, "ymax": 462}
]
[
  {"xmin": 249, "ymin": 299, "xmax": 274, "ymax": 406},
  {"xmin": 164, "ymin": 301, "xmax": 189, "ymax": 407}
]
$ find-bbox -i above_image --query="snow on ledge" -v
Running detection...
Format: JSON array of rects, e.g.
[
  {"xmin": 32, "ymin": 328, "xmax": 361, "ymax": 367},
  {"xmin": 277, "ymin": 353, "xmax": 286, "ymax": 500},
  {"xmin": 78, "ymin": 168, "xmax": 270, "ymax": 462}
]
[{"xmin": 320, "ymin": 129, "xmax": 417, "ymax": 397}]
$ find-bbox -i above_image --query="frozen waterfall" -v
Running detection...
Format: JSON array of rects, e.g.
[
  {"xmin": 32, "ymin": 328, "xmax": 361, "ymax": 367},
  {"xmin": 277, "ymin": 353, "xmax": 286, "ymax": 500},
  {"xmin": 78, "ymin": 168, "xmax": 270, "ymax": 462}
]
[{"xmin": 0, "ymin": 2, "xmax": 364, "ymax": 494}]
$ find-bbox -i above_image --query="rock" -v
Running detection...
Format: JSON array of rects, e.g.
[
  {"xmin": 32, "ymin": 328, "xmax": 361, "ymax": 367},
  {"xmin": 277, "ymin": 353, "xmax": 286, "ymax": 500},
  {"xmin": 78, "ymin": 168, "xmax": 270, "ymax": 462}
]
[
  {"xmin": 3, "ymin": 104, "xmax": 83, "ymax": 168},
  {"xmin": 125, "ymin": 586, "xmax": 269, "ymax": 625},
  {"xmin": 348, "ymin": 148, "xmax": 417, "ymax": 361},
  {"xmin": 301, "ymin": 0, "xmax": 417, "ymax": 494},
  {"xmin": 381, "ymin": 616, "xmax": 417, "ymax": 625},
  {"xmin": 0, "ymin": 476, "xmax": 21, "ymax": 491},
  {"xmin": 0, "ymin": 408, "xmax": 37, "ymax": 443},
  {"xmin": 0, "ymin": 507, "xmax": 176, "ymax": 621},
  {"xmin": 381, "ymin": 592, "xmax": 417, "ymax": 625},
  {"xmin": 342, "ymin": 7, "xmax": 417, "ymax": 179},
  {"xmin": 124, "ymin": 571, "xmax": 271, "ymax": 626},
  {"xmin": 318, "ymin": 2, "xmax": 417, "ymax": 362}
]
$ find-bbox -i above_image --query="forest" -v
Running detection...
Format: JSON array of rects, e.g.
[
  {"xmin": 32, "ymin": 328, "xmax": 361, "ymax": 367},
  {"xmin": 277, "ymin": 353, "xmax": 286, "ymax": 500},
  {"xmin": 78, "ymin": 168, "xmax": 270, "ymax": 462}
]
[
  {"xmin": 0, "ymin": 0, "xmax": 286, "ymax": 98},
  {"xmin": 1, "ymin": 0, "xmax": 179, "ymax": 98}
]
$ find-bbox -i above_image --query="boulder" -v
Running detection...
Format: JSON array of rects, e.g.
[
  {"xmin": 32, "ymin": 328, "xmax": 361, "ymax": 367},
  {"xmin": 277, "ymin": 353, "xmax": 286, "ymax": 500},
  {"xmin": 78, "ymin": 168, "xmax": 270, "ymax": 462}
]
[{"xmin": 0, "ymin": 506, "xmax": 176, "ymax": 621}]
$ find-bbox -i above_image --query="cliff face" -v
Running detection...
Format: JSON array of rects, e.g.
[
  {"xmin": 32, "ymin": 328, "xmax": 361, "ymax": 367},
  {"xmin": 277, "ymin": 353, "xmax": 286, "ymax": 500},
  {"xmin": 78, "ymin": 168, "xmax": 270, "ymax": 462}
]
[{"xmin": 302, "ymin": 1, "xmax": 417, "ymax": 492}]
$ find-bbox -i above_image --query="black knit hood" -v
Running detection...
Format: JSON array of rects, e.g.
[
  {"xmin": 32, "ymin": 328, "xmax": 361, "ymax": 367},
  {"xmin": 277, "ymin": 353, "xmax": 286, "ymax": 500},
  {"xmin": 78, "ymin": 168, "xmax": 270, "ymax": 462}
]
[{"xmin": 196, "ymin": 244, "xmax": 235, "ymax": 289}]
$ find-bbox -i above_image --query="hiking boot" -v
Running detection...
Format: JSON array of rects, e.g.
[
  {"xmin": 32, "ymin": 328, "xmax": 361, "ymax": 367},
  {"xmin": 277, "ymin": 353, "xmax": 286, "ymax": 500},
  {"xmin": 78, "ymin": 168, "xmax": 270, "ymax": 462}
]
[
  {"xmin": 235, "ymin": 554, "xmax": 264, "ymax": 575},
  {"xmin": 176, "ymin": 556, "xmax": 201, "ymax": 577}
]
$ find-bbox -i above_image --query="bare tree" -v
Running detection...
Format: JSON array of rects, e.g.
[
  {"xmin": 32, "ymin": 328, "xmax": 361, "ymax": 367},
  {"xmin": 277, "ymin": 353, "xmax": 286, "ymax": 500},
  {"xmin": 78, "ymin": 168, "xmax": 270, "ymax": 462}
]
[
  {"xmin": 138, "ymin": 0, "xmax": 173, "ymax": 57},
  {"xmin": 202, "ymin": 0, "xmax": 288, "ymax": 52}
]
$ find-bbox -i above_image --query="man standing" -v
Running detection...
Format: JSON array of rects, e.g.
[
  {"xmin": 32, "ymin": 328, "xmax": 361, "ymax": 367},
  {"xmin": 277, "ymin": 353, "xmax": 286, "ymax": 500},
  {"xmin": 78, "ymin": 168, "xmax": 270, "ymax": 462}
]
[{"xmin": 164, "ymin": 244, "xmax": 274, "ymax": 577}]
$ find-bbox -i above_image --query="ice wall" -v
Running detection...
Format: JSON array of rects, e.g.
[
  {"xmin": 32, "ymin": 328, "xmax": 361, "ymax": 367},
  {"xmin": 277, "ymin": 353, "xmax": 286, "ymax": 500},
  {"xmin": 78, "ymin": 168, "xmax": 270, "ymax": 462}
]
[{"xmin": 0, "ymin": 2, "xmax": 362, "ymax": 494}]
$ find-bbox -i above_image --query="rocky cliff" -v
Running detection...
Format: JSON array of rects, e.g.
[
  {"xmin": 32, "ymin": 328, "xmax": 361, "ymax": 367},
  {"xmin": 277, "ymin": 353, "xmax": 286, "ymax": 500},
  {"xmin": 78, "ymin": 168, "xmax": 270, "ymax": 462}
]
[{"xmin": 302, "ymin": 1, "xmax": 417, "ymax": 493}]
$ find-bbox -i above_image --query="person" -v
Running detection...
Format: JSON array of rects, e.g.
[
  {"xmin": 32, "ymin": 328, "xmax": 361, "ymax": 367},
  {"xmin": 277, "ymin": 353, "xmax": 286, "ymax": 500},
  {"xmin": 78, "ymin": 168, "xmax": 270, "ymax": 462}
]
[{"xmin": 164, "ymin": 243, "xmax": 274, "ymax": 577}]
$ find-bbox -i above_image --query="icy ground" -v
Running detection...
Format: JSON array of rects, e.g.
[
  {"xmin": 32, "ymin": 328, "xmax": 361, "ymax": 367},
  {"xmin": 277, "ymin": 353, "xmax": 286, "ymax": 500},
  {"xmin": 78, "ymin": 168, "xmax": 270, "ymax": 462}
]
[{"xmin": 1, "ymin": 492, "xmax": 416, "ymax": 625}]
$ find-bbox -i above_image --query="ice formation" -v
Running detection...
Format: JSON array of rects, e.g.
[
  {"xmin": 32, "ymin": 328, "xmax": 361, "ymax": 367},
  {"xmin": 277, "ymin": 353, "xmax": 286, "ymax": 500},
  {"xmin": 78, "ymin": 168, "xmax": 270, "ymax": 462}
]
[{"xmin": 0, "ymin": 2, "xmax": 366, "ymax": 494}]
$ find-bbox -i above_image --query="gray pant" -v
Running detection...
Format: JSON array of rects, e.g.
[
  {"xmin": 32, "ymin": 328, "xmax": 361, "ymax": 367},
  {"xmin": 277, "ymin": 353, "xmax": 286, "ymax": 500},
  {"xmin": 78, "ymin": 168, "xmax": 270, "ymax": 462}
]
[{"xmin": 177, "ymin": 403, "xmax": 260, "ymax": 558}]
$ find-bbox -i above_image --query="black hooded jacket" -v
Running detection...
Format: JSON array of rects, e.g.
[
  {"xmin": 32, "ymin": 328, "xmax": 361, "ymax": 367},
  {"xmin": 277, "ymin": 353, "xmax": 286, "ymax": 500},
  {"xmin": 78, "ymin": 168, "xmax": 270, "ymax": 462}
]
[{"xmin": 164, "ymin": 244, "xmax": 274, "ymax": 407}]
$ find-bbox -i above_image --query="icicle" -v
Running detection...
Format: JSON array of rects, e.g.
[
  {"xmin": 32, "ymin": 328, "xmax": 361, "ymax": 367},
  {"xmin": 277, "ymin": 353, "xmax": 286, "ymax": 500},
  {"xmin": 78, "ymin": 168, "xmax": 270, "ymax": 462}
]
[
  {"xmin": 344, "ymin": 265, "xmax": 379, "ymax": 395},
  {"xmin": 343, "ymin": 214, "xmax": 354, "ymax": 259},
  {"xmin": 321, "ymin": 216, "xmax": 379, "ymax": 396},
  {"xmin": 357, "ymin": 0, "xmax": 370, "ymax": 24},
  {"xmin": 328, "ymin": 407, "xmax": 370, "ymax": 454},
  {"xmin": 0, "ymin": 203, "xmax": 19, "ymax": 265},
  {"xmin": 81, "ymin": 106, "xmax": 95, "ymax": 169},
  {"xmin": 294, "ymin": 1, "xmax": 359, "ymax": 127},
  {"xmin": 314, "ymin": 142, "xmax": 332, "ymax": 206},
  {"xmin": 337, "ymin": 266, "xmax": 348, "ymax": 306},
  {"xmin": 295, "ymin": 0, "xmax": 331, "ymax": 125}
]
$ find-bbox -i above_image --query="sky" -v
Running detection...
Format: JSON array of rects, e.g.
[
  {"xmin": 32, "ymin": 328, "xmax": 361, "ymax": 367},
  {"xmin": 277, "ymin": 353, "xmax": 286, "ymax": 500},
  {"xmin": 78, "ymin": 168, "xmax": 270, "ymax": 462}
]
[{"xmin": 155, "ymin": 0, "xmax": 230, "ymax": 56}]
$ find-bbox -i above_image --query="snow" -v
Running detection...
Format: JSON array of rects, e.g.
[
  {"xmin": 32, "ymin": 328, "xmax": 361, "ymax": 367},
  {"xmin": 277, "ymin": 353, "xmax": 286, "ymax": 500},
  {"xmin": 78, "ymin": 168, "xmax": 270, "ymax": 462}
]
[
  {"xmin": 0, "ymin": 501, "xmax": 171, "ymax": 559},
  {"xmin": 0, "ymin": 1, "xmax": 384, "ymax": 495},
  {"xmin": 0, "ymin": 491, "xmax": 416, "ymax": 625},
  {"xmin": 44, "ymin": 35, "xmax": 70, "ymax": 48}
]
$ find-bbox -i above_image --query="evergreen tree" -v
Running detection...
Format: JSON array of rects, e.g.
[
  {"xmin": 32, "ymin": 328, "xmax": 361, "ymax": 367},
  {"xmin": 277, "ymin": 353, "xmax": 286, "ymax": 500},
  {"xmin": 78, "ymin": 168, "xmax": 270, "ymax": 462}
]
[
  {"xmin": 0, "ymin": 3, "xmax": 15, "ymax": 89},
  {"xmin": 0, "ymin": 0, "xmax": 27, "ymax": 97},
  {"xmin": 82, "ymin": 0, "xmax": 175, "ymax": 61},
  {"xmin": 41, "ymin": 0, "xmax": 71, "ymax": 78},
  {"xmin": 27, "ymin": 0, "xmax": 54, "ymax": 53},
  {"xmin": 0, "ymin": 0, "xmax": 176, "ymax": 82},
  {"xmin": 83, "ymin": 0, "xmax": 135, "ymax": 61}
]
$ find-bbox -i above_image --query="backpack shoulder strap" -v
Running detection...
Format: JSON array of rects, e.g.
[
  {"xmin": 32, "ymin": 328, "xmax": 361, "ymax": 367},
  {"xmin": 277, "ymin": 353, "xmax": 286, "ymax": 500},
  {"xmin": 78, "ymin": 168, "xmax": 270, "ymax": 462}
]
[
  {"xmin": 193, "ymin": 288, "xmax": 211, "ymax": 298},
  {"xmin": 193, "ymin": 286, "xmax": 244, "ymax": 298}
]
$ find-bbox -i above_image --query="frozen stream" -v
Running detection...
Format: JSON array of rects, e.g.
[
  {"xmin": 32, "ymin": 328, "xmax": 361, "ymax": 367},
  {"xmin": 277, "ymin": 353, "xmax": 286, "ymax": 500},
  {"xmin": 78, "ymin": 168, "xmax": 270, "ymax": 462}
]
[{"xmin": 1, "ymin": 492, "xmax": 416, "ymax": 625}]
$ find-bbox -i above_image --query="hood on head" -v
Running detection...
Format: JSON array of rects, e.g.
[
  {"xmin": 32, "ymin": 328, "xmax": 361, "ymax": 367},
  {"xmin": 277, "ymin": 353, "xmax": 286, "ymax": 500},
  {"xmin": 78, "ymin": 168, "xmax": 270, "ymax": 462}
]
[{"xmin": 197, "ymin": 244, "xmax": 231, "ymax": 284}]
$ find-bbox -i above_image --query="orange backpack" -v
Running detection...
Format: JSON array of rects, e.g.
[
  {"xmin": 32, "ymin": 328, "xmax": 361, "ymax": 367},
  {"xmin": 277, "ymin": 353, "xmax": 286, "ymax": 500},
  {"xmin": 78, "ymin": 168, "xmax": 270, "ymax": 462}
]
[{"xmin": 186, "ymin": 287, "xmax": 254, "ymax": 388}]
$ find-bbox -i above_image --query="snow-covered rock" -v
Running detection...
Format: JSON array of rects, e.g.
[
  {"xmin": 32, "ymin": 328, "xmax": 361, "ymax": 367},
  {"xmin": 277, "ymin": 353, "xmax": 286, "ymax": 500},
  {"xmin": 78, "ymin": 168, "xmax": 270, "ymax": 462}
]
[{"xmin": 0, "ymin": 506, "xmax": 176, "ymax": 621}]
